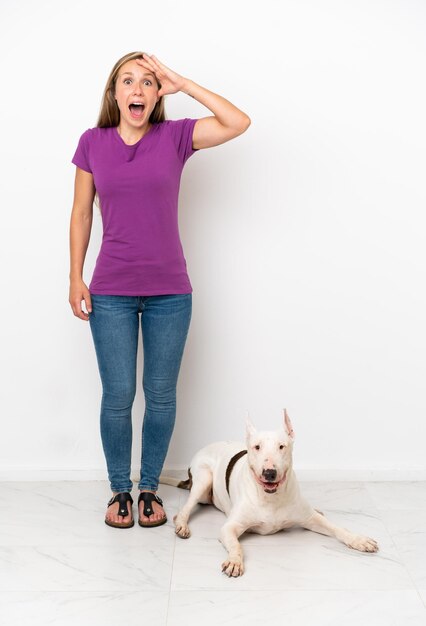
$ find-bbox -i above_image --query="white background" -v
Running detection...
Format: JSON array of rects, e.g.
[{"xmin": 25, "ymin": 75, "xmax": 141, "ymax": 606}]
[{"xmin": 1, "ymin": 0, "xmax": 425, "ymax": 479}]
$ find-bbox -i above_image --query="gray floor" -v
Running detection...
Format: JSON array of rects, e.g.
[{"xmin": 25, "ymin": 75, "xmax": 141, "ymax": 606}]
[{"xmin": 0, "ymin": 479, "xmax": 425, "ymax": 625}]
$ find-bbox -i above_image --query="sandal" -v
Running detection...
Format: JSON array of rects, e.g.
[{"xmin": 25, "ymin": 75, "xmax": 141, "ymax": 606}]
[
  {"xmin": 105, "ymin": 492, "xmax": 134, "ymax": 528},
  {"xmin": 138, "ymin": 491, "xmax": 167, "ymax": 527}
]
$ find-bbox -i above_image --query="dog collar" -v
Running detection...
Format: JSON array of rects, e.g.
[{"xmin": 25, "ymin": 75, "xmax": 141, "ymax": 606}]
[{"xmin": 225, "ymin": 449, "xmax": 248, "ymax": 495}]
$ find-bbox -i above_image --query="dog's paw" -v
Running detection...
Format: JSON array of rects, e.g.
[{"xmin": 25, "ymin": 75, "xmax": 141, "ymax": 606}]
[
  {"xmin": 221, "ymin": 558, "xmax": 244, "ymax": 577},
  {"xmin": 347, "ymin": 534, "xmax": 379, "ymax": 552},
  {"xmin": 173, "ymin": 514, "xmax": 191, "ymax": 538}
]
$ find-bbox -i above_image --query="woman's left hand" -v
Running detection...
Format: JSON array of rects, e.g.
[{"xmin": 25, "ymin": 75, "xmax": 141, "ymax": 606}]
[{"xmin": 137, "ymin": 53, "xmax": 187, "ymax": 97}]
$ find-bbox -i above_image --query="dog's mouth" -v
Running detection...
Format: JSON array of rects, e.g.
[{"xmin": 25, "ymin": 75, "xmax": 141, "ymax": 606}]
[
  {"xmin": 251, "ymin": 467, "xmax": 287, "ymax": 493},
  {"xmin": 262, "ymin": 483, "xmax": 279, "ymax": 493}
]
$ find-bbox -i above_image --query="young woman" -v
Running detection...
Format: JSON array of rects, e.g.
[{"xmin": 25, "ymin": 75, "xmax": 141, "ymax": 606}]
[{"xmin": 69, "ymin": 51, "xmax": 250, "ymax": 529}]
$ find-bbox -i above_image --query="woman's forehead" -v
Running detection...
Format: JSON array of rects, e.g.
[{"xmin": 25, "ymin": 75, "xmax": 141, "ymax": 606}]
[{"xmin": 118, "ymin": 58, "xmax": 153, "ymax": 77}]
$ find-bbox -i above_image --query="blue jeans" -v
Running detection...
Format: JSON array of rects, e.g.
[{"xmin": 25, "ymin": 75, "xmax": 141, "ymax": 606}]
[{"xmin": 88, "ymin": 293, "xmax": 192, "ymax": 493}]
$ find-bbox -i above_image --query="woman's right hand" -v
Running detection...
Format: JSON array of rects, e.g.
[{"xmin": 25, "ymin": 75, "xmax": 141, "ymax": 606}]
[{"xmin": 69, "ymin": 279, "xmax": 92, "ymax": 321}]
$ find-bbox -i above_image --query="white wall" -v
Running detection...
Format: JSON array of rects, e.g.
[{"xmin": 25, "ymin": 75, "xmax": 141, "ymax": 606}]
[{"xmin": 1, "ymin": 0, "xmax": 425, "ymax": 480}]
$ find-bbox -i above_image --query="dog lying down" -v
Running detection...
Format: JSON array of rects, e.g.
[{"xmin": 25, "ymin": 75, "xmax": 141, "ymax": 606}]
[{"xmin": 159, "ymin": 409, "xmax": 379, "ymax": 577}]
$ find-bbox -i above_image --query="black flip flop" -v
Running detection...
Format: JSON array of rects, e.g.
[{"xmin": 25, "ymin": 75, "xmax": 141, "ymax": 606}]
[
  {"xmin": 105, "ymin": 492, "xmax": 134, "ymax": 528},
  {"xmin": 138, "ymin": 491, "xmax": 167, "ymax": 527}
]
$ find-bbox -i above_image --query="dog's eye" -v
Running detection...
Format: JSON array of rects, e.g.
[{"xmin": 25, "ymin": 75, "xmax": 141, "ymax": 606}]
[
  {"xmin": 279, "ymin": 444, "xmax": 286, "ymax": 450},
  {"xmin": 254, "ymin": 445, "xmax": 260, "ymax": 450}
]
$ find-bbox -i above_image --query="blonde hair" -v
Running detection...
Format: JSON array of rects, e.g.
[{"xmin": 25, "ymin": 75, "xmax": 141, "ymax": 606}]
[{"xmin": 93, "ymin": 51, "xmax": 166, "ymax": 212}]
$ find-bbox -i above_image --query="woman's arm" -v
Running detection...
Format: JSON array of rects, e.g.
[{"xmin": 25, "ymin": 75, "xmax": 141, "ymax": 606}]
[
  {"xmin": 181, "ymin": 78, "xmax": 251, "ymax": 149},
  {"xmin": 137, "ymin": 54, "xmax": 251, "ymax": 149},
  {"xmin": 69, "ymin": 167, "xmax": 95, "ymax": 320}
]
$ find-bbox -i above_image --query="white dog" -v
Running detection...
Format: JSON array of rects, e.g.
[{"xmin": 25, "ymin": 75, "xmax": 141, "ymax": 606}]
[{"xmin": 160, "ymin": 409, "xmax": 379, "ymax": 577}]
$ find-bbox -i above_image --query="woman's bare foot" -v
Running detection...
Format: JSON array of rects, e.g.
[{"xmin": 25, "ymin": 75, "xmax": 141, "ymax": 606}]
[
  {"xmin": 105, "ymin": 492, "xmax": 133, "ymax": 524},
  {"xmin": 138, "ymin": 490, "xmax": 166, "ymax": 523}
]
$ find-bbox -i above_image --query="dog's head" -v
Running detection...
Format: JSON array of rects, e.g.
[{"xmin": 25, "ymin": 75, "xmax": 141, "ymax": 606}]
[{"xmin": 245, "ymin": 408, "xmax": 295, "ymax": 494}]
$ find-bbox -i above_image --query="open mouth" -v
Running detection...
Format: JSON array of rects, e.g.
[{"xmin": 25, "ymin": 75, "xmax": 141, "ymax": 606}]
[
  {"xmin": 129, "ymin": 103, "xmax": 145, "ymax": 118},
  {"xmin": 261, "ymin": 480, "xmax": 280, "ymax": 493}
]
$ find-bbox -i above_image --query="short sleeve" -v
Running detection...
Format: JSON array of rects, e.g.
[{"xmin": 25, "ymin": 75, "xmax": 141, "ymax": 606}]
[
  {"xmin": 168, "ymin": 118, "xmax": 199, "ymax": 165},
  {"xmin": 71, "ymin": 129, "xmax": 92, "ymax": 173}
]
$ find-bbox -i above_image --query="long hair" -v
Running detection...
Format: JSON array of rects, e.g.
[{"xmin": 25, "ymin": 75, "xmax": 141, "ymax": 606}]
[{"xmin": 93, "ymin": 51, "xmax": 166, "ymax": 212}]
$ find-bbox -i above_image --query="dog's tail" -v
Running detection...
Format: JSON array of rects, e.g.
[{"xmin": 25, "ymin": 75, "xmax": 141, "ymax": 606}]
[{"xmin": 159, "ymin": 467, "xmax": 193, "ymax": 490}]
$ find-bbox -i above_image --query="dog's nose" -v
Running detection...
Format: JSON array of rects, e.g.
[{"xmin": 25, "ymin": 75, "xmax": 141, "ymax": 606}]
[{"xmin": 262, "ymin": 468, "xmax": 277, "ymax": 482}]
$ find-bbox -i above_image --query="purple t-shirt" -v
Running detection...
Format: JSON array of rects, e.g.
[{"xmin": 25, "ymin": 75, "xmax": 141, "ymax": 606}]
[{"xmin": 71, "ymin": 118, "xmax": 199, "ymax": 295}]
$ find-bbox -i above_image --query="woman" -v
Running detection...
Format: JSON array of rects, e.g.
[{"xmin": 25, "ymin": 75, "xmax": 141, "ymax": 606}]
[{"xmin": 69, "ymin": 51, "xmax": 250, "ymax": 529}]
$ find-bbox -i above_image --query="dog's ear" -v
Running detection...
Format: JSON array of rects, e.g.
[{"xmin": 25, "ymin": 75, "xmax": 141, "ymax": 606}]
[
  {"xmin": 245, "ymin": 411, "xmax": 257, "ymax": 442},
  {"xmin": 283, "ymin": 408, "xmax": 295, "ymax": 441}
]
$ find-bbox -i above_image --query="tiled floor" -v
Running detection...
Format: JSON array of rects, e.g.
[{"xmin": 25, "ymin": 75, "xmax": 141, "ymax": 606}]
[{"xmin": 0, "ymin": 479, "xmax": 425, "ymax": 625}]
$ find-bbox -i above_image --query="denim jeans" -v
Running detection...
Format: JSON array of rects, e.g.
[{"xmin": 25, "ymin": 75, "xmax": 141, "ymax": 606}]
[{"xmin": 88, "ymin": 293, "xmax": 192, "ymax": 493}]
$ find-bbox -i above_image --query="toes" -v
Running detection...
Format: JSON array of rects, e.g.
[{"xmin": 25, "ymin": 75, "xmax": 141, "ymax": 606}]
[
  {"xmin": 221, "ymin": 559, "xmax": 244, "ymax": 577},
  {"xmin": 367, "ymin": 538, "xmax": 379, "ymax": 552},
  {"xmin": 348, "ymin": 535, "xmax": 379, "ymax": 552},
  {"xmin": 138, "ymin": 503, "xmax": 165, "ymax": 523},
  {"xmin": 107, "ymin": 502, "xmax": 131, "ymax": 523},
  {"xmin": 174, "ymin": 519, "xmax": 191, "ymax": 537}
]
